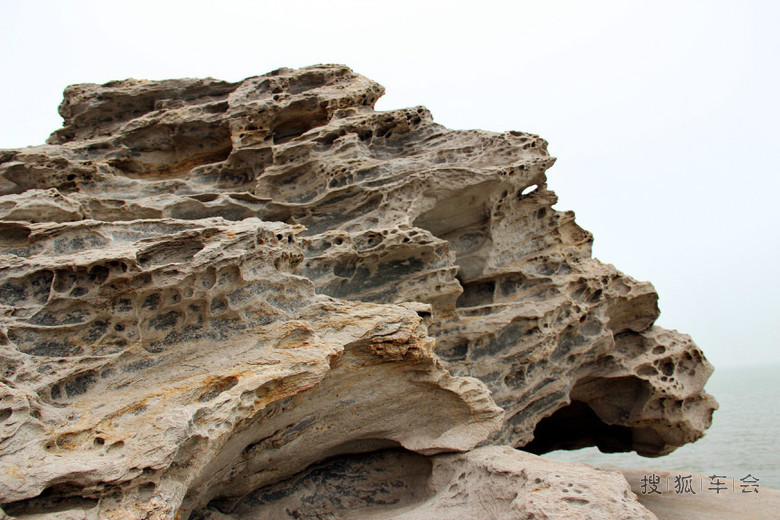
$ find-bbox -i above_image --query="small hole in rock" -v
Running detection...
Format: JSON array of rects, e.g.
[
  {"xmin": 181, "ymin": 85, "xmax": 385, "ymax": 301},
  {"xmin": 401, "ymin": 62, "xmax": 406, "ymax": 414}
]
[
  {"xmin": 521, "ymin": 184, "xmax": 538, "ymax": 196},
  {"xmin": 108, "ymin": 441, "xmax": 125, "ymax": 451}
]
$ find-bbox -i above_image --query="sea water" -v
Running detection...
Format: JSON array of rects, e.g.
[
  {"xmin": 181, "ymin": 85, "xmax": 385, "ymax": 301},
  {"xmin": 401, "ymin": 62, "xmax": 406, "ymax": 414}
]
[{"xmin": 544, "ymin": 363, "xmax": 780, "ymax": 490}]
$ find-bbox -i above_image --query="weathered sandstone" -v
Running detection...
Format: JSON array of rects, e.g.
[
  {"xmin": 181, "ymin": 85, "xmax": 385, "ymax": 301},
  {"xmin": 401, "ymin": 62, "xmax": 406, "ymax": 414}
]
[
  {"xmin": 193, "ymin": 447, "xmax": 656, "ymax": 520},
  {"xmin": 0, "ymin": 65, "xmax": 716, "ymax": 518}
]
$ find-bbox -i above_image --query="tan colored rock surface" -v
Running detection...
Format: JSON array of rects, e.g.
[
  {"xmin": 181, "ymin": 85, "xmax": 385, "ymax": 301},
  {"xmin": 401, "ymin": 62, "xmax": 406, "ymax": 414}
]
[
  {"xmin": 0, "ymin": 64, "xmax": 717, "ymax": 518},
  {"xmin": 0, "ymin": 216, "xmax": 501, "ymax": 518},
  {"xmin": 190, "ymin": 446, "xmax": 657, "ymax": 520}
]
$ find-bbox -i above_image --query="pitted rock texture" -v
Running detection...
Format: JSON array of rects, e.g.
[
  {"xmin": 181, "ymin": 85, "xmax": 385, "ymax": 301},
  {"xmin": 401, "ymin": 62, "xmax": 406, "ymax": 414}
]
[
  {"xmin": 0, "ymin": 216, "xmax": 502, "ymax": 518},
  {"xmin": 0, "ymin": 64, "xmax": 715, "ymax": 518},
  {"xmin": 191, "ymin": 446, "xmax": 657, "ymax": 520}
]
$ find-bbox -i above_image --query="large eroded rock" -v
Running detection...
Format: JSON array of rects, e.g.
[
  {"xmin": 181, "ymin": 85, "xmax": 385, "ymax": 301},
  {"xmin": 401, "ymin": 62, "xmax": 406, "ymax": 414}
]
[{"xmin": 0, "ymin": 65, "xmax": 715, "ymax": 518}]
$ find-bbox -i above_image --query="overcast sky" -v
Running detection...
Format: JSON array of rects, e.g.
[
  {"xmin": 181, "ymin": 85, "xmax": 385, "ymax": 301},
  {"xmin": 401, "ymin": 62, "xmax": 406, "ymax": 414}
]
[{"xmin": 1, "ymin": 0, "xmax": 777, "ymax": 369}]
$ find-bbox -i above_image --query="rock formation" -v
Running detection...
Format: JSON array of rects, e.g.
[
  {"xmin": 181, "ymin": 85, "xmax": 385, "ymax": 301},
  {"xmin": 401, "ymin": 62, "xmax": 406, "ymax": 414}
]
[{"xmin": 0, "ymin": 65, "xmax": 716, "ymax": 519}]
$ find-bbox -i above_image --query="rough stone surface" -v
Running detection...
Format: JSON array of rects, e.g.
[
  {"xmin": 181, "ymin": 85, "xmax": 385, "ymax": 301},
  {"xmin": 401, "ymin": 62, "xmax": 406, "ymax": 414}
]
[
  {"xmin": 0, "ymin": 65, "xmax": 717, "ymax": 518},
  {"xmin": 191, "ymin": 447, "xmax": 657, "ymax": 520},
  {"xmin": 0, "ymin": 216, "xmax": 501, "ymax": 518}
]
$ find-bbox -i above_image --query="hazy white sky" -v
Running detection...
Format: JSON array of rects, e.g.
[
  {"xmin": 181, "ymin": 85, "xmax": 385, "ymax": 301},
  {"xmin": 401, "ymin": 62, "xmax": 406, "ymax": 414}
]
[{"xmin": 1, "ymin": 0, "xmax": 778, "ymax": 368}]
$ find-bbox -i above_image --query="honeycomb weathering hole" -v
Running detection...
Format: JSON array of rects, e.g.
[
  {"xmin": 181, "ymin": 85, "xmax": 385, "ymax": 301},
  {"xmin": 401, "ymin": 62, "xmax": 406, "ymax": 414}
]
[{"xmin": 521, "ymin": 184, "xmax": 538, "ymax": 196}]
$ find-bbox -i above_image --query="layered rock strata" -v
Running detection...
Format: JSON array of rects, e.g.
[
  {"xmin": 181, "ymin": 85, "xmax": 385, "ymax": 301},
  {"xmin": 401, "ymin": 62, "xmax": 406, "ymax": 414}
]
[{"xmin": 0, "ymin": 65, "xmax": 716, "ymax": 518}]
